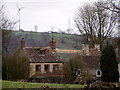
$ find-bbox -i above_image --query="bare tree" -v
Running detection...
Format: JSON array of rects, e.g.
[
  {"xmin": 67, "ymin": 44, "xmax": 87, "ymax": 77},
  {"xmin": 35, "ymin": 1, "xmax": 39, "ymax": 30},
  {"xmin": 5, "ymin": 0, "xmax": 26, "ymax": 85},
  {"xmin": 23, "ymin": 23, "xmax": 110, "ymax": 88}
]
[
  {"xmin": 74, "ymin": 1, "xmax": 117, "ymax": 49},
  {"xmin": 0, "ymin": 4, "xmax": 17, "ymax": 30},
  {"xmin": 101, "ymin": 0, "xmax": 120, "ymax": 37},
  {"xmin": 103, "ymin": 0, "xmax": 120, "ymax": 13},
  {"xmin": 0, "ymin": 3, "xmax": 18, "ymax": 53},
  {"xmin": 102, "ymin": 0, "xmax": 120, "ymax": 56}
]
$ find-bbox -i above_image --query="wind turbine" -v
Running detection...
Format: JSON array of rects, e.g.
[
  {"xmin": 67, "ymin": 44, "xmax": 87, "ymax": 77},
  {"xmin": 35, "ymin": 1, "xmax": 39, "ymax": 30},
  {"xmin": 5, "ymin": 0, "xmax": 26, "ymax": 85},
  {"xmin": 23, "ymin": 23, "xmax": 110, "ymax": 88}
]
[
  {"xmin": 16, "ymin": 4, "xmax": 24, "ymax": 31},
  {"xmin": 67, "ymin": 17, "xmax": 71, "ymax": 34}
]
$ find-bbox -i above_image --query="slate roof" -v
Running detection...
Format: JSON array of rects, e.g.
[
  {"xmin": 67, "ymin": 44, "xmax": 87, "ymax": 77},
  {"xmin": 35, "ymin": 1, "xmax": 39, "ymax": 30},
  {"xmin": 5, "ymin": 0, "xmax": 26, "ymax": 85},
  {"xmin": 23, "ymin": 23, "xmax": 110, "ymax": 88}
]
[{"xmin": 24, "ymin": 47, "xmax": 63, "ymax": 63}]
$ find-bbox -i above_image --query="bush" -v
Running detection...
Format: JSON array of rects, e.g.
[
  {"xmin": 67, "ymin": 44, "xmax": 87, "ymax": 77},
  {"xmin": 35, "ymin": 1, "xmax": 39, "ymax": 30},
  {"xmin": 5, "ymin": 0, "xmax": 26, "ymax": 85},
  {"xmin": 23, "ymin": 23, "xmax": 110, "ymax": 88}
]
[
  {"xmin": 2, "ymin": 50, "xmax": 30, "ymax": 80},
  {"xmin": 63, "ymin": 55, "xmax": 90, "ymax": 84}
]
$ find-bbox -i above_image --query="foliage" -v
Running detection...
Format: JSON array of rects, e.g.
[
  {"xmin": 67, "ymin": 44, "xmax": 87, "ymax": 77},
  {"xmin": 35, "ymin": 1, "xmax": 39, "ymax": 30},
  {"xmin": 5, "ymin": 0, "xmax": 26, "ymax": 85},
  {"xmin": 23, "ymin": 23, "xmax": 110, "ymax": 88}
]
[
  {"xmin": 2, "ymin": 80, "xmax": 86, "ymax": 88},
  {"xmin": 100, "ymin": 44, "xmax": 119, "ymax": 82},
  {"xmin": 0, "ymin": 3, "xmax": 19, "ymax": 54},
  {"xmin": 63, "ymin": 55, "xmax": 89, "ymax": 83},
  {"xmin": 2, "ymin": 50, "xmax": 30, "ymax": 81}
]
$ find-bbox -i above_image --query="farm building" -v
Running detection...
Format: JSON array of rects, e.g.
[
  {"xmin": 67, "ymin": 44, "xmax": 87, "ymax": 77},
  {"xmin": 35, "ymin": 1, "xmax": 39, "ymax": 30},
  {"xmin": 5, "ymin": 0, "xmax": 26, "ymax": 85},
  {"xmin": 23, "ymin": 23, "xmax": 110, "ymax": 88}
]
[
  {"xmin": 21, "ymin": 37, "xmax": 120, "ymax": 83},
  {"xmin": 21, "ymin": 38, "xmax": 64, "ymax": 82}
]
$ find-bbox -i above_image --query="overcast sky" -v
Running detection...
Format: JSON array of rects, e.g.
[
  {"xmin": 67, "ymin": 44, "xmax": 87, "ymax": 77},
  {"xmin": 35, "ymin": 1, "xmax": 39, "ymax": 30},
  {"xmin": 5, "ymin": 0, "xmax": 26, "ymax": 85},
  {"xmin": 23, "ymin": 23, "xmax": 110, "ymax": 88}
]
[{"xmin": 2, "ymin": 0, "xmax": 98, "ymax": 33}]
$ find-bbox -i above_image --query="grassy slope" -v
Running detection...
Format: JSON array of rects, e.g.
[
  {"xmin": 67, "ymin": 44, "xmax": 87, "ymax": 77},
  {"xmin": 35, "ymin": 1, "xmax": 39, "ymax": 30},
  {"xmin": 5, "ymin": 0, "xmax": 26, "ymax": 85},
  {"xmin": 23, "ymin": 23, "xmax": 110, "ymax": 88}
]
[
  {"xmin": 2, "ymin": 80, "xmax": 86, "ymax": 88},
  {"xmin": 4, "ymin": 30, "xmax": 83, "ymax": 59},
  {"xmin": 12, "ymin": 31, "xmax": 83, "ymax": 50}
]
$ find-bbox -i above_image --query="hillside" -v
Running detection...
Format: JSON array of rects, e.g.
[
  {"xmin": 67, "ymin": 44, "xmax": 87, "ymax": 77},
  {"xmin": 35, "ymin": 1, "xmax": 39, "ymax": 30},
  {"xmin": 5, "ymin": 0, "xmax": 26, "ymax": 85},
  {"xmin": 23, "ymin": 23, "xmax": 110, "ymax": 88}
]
[
  {"xmin": 2, "ymin": 30, "xmax": 85, "ymax": 60},
  {"xmin": 11, "ymin": 31, "xmax": 84, "ymax": 50}
]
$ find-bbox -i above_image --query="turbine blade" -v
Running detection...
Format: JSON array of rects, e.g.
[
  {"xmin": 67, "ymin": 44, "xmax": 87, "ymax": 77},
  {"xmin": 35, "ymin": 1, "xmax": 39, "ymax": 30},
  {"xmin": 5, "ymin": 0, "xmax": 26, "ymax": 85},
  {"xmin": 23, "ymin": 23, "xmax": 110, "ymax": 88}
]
[
  {"xmin": 20, "ymin": 7, "xmax": 24, "ymax": 10},
  {"xmin": 16, "ymin": 10, "xmax": 19, "ymax": 16},
  {"xmin": 16, "ymin": 3, "xmax": 19, "ymax": 9}
]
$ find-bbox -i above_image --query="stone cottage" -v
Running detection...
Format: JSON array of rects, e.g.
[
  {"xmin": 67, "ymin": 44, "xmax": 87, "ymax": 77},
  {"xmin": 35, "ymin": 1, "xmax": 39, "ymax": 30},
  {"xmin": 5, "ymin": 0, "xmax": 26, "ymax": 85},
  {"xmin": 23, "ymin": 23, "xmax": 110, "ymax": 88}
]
[
  {"xmin": 56, "ymin": 44, "xmax": 101, "ymax": 79},
  {"xmin": 21, "ymin": 37, "xmax": 102, "ymax": 82},
  {"xmin": 81, "ymin": 44, "xmax": 102, "ymax": 78},
  {"xmin": 21, "ymin": 38, "xmax": 63, "ymax": 78}
]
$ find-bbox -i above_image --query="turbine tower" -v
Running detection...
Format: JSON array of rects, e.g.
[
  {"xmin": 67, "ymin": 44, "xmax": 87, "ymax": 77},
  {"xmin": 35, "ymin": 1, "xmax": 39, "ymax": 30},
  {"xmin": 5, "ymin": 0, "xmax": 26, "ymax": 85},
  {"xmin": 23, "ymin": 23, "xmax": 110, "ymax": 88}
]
[
  {"xmin": 16, "ymin": 4, "xmax": 24, "ymax": 31},
  {"xmin": 67, "ymin": 17, "xmax": 72, "ymax": 34}
]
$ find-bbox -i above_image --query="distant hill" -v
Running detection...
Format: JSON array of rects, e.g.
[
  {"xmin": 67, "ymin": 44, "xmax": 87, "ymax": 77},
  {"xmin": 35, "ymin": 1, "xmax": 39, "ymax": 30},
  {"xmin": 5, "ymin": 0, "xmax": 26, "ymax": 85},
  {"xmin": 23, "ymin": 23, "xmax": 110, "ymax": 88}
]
[
  {"xmin": 11, "ymin": 31, "xmax": 84, "ymax": 50},
  {"xmin": 3, "ymin": 30, "xmax": 118, "ymax": 60},
  {"xmin": 2, "ymin": 30, "xmax": 85, "ymax": 60}
]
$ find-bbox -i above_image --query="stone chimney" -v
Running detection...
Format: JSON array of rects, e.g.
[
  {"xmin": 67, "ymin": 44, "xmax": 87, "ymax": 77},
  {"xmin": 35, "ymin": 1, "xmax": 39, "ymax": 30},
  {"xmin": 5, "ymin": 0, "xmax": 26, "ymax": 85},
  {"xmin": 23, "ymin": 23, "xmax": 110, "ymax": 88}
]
[
  {"xmin": 50, "ymin": 38, "xmax": 56, "ymax": 49},
  {"xmin": 21, "ymin": 38, "xmax": 26, "ymax": 49},
  {"xmin": 82, "ymin": 44, "xmax": 89, "ymax": 55},
  {"xmin": 95, "ymin": 44, "xmax": 100, "ymax": 51}
]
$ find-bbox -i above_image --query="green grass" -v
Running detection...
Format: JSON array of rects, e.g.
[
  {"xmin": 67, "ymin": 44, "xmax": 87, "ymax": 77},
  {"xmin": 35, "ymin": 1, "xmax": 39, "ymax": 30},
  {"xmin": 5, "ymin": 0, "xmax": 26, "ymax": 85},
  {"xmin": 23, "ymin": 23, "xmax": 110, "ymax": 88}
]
[
  {"xmin": 11, "ymin": 30, "xmax": 82, "ymax": 50},
  {"xmin": 2, "ymin": 80, "xmax": 86, "ymax": 89}
]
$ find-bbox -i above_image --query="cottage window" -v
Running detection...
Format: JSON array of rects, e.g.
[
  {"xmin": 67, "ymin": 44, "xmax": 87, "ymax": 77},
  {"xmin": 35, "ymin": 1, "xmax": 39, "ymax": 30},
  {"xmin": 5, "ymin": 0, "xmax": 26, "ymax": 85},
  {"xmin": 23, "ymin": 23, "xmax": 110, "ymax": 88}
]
[
  {"xmin": 40, "ymin": 50, "xmax": 45, "ymax": 54},
  {"xmin": 44, "ymin": 65, "xmax": 50, "ymax": 73},
  {"xmin": 36, "ymin": 65, "xmax": 41, "ymax": 71},
  {"xmin": 53, "ymin": 64, "xmax": 59, "ymax": 72}
]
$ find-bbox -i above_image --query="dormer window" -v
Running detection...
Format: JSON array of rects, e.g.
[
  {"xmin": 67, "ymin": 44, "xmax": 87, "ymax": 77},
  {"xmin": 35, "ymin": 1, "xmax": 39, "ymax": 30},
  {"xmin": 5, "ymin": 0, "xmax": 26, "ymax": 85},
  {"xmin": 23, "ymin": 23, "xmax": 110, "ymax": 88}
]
[
  {"xmin": 36, "ymin": 48, "xmax": 46, "ymax": 54},
  {"xmin": 96, "ymin": 69, "xmax": 102, "ymax": 77},
  {"xmin": 76, "ymin": 69, "xmax": 81, "ymax": 76}
]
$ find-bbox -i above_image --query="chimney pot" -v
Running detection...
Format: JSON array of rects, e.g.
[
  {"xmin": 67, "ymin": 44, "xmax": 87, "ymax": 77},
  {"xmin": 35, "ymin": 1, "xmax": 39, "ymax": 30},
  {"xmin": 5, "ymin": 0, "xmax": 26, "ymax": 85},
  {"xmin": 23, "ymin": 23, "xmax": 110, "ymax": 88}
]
[
  {"xmin": 50, "ymin": 40, "xmax": 56, "ymax": 49},
  {"xmin": 82, "ymin": 44, "xmax": 89, "ymax": 55},
  {"xmin": 21, "ymin": 38, "xmax": 26, "ymax": 49}
]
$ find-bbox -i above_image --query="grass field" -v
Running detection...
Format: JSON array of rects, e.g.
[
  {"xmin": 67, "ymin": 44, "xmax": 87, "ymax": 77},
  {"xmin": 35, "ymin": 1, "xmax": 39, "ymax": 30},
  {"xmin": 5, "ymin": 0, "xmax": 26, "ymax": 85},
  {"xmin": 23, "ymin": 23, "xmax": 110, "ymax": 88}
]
[
  {"xmin": 2, "ymin": 80, "xmax": 86, "ymax": 89},
  {"xmin": 12, "ymin": 31, "xmax": 83, "ymax": 50}
]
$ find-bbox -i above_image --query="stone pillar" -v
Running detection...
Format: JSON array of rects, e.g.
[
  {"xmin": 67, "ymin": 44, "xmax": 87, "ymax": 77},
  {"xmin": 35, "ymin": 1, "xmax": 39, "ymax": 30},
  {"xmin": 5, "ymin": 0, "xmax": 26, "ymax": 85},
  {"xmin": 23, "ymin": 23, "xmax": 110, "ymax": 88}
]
[
  {"xmin": 21, "ymin": 38, "xmax": 26, "ymax": 49},
  {"xmin": 50, "ymin": 39, "xmax": 56, "ymax": 49},
  {"xmin": 95, "ymin": 44, "xmax": 100, "ymax": 51},
  {"xmin": 30, "ymin": 63, "xmax": 35, "ymax": 77},
  {"xmin": 59, "ymin": 63, "xmax": 63, "ymax": 71},
  {"xmin": 82, "ymin": 44, "xmax": 89, "ymax": 55},
  {"xmin": 50, "ymin": 64, "xmax": 53, "ymax": 72},
  {"xmin": 41, "ymin": 64, "xmax": 44, "ymax": 73}
]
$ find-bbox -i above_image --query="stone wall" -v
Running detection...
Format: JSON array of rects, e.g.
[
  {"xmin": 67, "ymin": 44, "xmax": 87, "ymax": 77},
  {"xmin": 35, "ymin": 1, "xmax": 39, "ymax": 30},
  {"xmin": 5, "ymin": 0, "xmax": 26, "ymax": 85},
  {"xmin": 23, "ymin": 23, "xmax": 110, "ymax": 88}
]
[{"xmin": 82, "ymin": 44, "xmax": 101, "ymax": 56}]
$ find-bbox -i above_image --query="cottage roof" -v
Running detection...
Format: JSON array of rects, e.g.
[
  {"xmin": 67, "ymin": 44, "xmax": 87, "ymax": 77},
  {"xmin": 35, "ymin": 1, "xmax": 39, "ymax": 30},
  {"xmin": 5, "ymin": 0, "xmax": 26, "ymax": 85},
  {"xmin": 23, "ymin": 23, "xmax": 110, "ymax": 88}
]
[
  {"xmin": 82, "ymin": 56, "xmax": 100, "ymax": 69},
  {"xmin": 24, "ymin": 47, "xmax": 63, "ymax": 63}
]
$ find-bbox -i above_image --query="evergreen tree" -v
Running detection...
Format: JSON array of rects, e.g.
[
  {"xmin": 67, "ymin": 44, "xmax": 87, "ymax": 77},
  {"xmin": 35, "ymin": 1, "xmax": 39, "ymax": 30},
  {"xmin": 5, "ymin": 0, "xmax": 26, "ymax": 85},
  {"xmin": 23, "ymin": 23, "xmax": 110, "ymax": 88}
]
[{"xmin": 100, "ymin": 44, "xmax": 119, "ymax": 82}]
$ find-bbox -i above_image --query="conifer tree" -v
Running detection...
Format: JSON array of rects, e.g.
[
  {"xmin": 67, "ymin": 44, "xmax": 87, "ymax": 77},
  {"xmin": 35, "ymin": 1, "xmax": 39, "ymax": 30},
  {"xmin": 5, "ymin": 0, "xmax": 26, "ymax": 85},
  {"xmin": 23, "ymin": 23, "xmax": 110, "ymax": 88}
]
[{"xmin": 100, "ymin": 44, "xmax": 119, "ymax": 82}]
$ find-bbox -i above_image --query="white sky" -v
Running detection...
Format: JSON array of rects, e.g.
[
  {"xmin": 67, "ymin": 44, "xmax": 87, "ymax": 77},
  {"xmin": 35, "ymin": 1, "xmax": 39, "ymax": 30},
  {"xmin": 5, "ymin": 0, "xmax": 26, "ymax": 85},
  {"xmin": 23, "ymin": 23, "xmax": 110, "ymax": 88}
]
[{"xmin": 2, "ymin": 0, "xmax": 99, "ymax": 33}]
